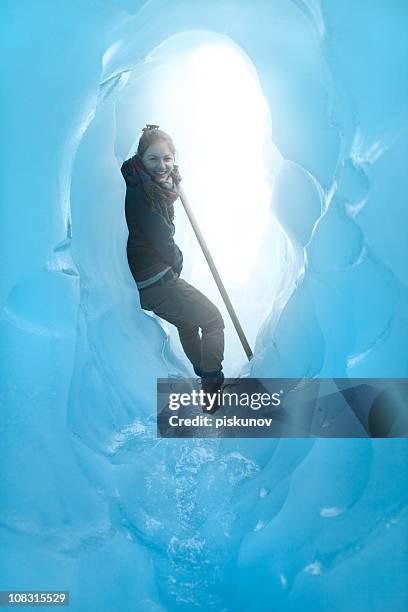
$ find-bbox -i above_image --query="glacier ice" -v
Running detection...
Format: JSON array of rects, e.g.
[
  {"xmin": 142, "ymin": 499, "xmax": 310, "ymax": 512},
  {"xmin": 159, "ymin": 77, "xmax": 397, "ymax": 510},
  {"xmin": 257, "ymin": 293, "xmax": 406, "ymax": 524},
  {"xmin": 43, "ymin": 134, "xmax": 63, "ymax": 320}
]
[{"xmin": 1, "ymin": 1, "xmax": 407, "ymax": 610}]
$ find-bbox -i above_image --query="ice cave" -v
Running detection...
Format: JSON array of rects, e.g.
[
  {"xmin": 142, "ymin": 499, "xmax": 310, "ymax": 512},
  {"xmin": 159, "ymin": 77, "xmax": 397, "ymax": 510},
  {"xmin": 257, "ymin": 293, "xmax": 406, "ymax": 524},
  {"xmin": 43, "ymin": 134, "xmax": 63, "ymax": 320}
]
[{"xmin": 1, "ymin": 1, "xmax": 407, "ymax": 610}]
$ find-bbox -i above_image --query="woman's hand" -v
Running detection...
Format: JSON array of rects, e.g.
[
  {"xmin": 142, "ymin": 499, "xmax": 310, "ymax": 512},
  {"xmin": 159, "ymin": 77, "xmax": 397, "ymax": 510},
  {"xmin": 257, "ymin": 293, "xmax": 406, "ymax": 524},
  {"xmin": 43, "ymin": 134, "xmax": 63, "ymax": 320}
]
[{"xmin": 172, "ymin": 247, "xmax": 183, "ymax": 276}]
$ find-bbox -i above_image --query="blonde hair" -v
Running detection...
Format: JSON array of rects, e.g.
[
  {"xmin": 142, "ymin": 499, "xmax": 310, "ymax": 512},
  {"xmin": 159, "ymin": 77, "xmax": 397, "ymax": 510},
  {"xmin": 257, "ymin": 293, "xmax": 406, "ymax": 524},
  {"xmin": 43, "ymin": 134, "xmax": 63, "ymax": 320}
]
[{"xmin": 136, "ymin": 124, "xmax": 176, "ymax": 158}]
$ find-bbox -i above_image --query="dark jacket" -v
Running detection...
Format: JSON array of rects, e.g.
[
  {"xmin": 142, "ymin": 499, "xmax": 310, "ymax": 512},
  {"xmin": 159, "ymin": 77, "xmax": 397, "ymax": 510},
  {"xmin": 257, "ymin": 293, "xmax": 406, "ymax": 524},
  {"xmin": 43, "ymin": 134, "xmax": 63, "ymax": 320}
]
[{"xmin": 123, "ymin": 183, "xmax": 183, "ymax": 284}]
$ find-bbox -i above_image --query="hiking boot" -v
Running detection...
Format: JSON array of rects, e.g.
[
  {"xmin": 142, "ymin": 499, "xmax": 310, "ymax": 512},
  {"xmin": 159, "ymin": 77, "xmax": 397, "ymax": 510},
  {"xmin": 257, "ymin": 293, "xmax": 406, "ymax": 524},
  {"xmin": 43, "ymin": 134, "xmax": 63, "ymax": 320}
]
[{"xmin": 201, "ymin": 372, "xmax": 224, "ymax": 414}]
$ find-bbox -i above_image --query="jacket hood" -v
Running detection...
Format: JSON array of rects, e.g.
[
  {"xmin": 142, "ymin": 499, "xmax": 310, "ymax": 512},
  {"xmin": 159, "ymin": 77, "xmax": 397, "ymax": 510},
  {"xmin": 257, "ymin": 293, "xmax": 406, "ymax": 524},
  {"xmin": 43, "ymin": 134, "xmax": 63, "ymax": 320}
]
[{"xmin": 121, "ymin": 156, "xmax": 142, "ymax": 188}]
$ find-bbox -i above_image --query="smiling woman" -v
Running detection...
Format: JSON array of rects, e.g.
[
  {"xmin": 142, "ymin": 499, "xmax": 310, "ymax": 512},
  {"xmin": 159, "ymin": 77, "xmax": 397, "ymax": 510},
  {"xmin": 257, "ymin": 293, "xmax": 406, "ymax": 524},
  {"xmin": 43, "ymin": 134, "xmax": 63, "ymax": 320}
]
[
  {"xmin": 140, "ymin": 126, "xmax": 175, "ymax": 185},
  {"xmin": 121, "ymin": 125, "xmax": 226, "ymax": 412}
]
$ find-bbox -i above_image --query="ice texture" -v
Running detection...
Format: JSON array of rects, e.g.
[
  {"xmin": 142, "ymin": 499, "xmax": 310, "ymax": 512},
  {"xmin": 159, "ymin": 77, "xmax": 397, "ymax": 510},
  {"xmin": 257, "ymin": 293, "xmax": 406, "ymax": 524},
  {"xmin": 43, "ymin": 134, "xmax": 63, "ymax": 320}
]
[{"xmin": 1, "ymin": 1, "xmax": 407, "ymax": 610}]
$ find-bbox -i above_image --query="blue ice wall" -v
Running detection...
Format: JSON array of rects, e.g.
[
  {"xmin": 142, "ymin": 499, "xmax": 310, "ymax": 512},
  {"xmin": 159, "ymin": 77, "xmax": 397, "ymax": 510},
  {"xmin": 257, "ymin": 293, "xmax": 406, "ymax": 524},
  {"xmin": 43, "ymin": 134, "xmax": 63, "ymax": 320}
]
[{"xmin": 1, "ymin": 1, "xmax": 407, "ymax": 611}]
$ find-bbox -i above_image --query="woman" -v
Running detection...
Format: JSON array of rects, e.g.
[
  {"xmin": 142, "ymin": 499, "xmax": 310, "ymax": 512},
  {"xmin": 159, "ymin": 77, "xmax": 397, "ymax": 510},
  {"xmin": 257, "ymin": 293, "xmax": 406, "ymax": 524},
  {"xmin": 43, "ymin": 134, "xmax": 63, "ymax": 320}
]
[{"xmin": 121, "ymin": 125, "xmax": 225, "ymax": 406}]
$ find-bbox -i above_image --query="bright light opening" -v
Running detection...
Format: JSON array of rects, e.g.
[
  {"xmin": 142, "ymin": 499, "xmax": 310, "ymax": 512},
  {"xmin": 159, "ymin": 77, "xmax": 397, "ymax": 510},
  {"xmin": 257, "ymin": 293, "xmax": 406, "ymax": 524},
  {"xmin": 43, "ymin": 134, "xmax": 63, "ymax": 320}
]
[
  {"xmin": 118, "ymin": 32, "xmax": 285, "ymax": 373},
  {"xmin": 140, "ymin": 36, "xmax": 273, "ymax": 284}
]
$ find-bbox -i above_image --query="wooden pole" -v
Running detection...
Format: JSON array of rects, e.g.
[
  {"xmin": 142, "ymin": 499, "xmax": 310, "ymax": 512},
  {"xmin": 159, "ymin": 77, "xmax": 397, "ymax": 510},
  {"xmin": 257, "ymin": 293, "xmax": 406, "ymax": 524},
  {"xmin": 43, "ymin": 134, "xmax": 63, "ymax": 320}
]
[{"xmin": 178, "ymin": 186, "xmax": 253, "ymax": 361}]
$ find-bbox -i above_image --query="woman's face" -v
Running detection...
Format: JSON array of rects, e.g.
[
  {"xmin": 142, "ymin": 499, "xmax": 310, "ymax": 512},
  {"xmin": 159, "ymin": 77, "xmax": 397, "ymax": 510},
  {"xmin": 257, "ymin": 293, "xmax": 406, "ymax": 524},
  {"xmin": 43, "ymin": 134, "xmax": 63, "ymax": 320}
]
[{"xmin": 141, "ymin": 140, "xmax": 174, "ymax": 183}]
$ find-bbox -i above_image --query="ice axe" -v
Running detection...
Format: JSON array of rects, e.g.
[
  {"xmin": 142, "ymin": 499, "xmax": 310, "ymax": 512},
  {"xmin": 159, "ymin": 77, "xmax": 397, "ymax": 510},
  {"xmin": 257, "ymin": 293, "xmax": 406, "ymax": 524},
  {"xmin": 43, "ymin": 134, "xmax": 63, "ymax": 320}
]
[{"xmin": 178, "ymin": 185, "xmax": 253, "ymax": 361}]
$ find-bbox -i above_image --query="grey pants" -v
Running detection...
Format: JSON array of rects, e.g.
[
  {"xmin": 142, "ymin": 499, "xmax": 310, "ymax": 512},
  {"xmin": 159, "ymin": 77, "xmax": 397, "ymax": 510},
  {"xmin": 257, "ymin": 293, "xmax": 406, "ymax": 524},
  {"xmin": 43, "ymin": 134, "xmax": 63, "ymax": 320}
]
[{"xmin": 139, "ymin": 272, "xmax": 225, "ymax": 375}]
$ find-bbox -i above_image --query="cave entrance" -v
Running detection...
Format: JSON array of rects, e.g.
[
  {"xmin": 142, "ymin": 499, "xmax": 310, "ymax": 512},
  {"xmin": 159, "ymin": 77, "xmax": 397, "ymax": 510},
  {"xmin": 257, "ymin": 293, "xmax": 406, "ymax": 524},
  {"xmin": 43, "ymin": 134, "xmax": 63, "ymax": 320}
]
[{"xmin": 115, "ymin": 31, "xmax": 284, "ymax": 373}]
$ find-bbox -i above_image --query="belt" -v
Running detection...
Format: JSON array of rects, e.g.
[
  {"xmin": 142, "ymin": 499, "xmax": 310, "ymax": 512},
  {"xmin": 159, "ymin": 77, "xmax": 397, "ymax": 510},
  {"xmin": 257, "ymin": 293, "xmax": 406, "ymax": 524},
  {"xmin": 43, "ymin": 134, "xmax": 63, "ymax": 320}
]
[
  {"xmin": 155, "ymin": 268, "xmax": 176, "ymax": 285},
  {"xmin": 140, "ymin": 268, "xmax": 176, "ymax": 290}
]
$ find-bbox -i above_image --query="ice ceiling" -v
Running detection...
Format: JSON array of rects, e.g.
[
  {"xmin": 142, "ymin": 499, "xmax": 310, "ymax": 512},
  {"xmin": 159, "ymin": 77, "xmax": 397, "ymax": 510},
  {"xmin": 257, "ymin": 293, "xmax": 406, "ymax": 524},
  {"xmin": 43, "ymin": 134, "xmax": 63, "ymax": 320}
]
[{"xmin": 1, "ymin": 1, "xmax": 407, "ymax": 610}]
